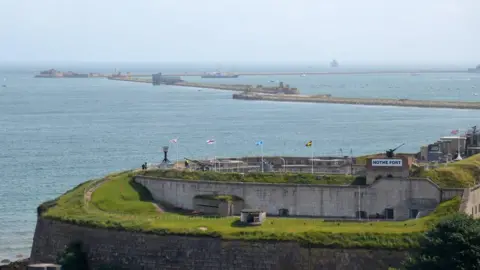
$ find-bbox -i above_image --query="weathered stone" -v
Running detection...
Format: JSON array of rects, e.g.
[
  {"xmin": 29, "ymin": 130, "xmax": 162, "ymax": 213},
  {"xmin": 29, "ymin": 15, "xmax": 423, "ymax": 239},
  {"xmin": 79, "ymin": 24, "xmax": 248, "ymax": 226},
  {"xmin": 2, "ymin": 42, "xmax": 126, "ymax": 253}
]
[{"xmin": 31, "ymin": 217, "xmax": 408, "ymax": 270}]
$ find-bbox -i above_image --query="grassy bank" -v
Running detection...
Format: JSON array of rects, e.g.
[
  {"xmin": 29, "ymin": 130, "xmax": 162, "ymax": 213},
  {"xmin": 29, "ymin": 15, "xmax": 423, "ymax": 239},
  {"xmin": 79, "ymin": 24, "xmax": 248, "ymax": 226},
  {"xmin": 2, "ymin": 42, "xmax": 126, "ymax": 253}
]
[
  {"xmin": 41, "ymin": 170, "xmax": 461, "ymax": 250},
  {"xmin": 412, "ymin": 154, "xmax": 480, "ymax": 187},
  {"xmin": 140, "ymin": 170, "xmax": 362, "ymax": 185}
]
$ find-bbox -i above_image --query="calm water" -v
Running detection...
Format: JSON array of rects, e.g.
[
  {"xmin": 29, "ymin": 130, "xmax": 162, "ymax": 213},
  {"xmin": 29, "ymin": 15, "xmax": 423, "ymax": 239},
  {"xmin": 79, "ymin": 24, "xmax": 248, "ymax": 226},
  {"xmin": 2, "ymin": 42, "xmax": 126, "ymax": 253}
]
[{"xmin": 0, "ymin": 63, "xmax": 479, "ymax": 261}]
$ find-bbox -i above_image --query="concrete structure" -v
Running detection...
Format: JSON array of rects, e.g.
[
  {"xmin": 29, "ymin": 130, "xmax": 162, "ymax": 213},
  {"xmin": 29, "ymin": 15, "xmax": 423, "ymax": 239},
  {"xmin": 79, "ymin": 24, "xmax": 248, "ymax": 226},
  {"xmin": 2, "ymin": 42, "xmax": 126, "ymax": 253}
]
[
  {"xmin": 365, "ymin": 156, "xmax": 411, "ymax": 185},
  {"xmin": 232, "ymin": 92, "xmax": 480, "ymax": 110},
  {"xmin": 190, "ymin": 156, "xmax": 361, "ymax": 174},
  {"xmin": 152, "ymin": 72, "xmax": 183, "ymax": 85},
  {"xmin": 192, "ymin": 195, "xmax": 244, "ymax": 216},
  {"xmin": 135, "ymin": 175, "xmax": 463, "ymax": 221},
  {"xmin": 28, "ymin": 264, "xmax": 61, "ymax": 270},
  {"xmin": 460, "ymin": 184, "xmax": 480, "ymax": 218},
  {"xmin": 240, "ymin": 209, "xmax": 266, "ymax": 225}
]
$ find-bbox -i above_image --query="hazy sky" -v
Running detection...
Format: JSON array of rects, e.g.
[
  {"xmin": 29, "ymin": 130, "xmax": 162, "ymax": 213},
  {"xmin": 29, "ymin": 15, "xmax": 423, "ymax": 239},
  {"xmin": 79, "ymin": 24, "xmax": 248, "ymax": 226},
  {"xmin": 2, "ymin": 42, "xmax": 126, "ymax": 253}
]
[{"xmin": 0, "ymin": 0, "xmax": 478, "ymax": 65}]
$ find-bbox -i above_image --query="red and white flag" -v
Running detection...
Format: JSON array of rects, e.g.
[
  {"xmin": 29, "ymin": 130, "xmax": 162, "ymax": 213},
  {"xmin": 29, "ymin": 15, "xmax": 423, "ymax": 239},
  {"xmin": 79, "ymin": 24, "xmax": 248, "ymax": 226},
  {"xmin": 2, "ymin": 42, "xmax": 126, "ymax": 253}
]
[
  {"xmin": 451, "ymin": 130, "xmax": 459, "ymax": 135},
  {"xmin": 206, "ymin": 139, "xmax": 215, "ymax": 144},
  {"xmin": 169, "ymin": 138, "xmax": 178, "ymax": 144}
]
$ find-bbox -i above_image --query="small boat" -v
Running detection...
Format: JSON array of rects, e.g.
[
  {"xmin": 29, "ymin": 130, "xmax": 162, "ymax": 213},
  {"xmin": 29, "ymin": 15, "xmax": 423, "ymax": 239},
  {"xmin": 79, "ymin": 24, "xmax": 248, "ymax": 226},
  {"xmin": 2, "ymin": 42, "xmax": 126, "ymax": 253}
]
[
  {"xmin": 300, "ymin": 74, "xmax": 306, "ymax": 77},
  {"xmin": 2, "ymin": 77, "xmax": 6, "ymax": 87}
]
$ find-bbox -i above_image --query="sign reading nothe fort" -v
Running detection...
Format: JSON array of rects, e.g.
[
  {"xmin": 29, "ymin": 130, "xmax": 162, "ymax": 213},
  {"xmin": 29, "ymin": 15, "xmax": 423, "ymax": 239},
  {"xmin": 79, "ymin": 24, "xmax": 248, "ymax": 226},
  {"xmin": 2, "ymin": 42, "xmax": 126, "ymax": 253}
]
[{"xmin": 371, "ymin": 159, "xmax": 403, "ymax": 167}]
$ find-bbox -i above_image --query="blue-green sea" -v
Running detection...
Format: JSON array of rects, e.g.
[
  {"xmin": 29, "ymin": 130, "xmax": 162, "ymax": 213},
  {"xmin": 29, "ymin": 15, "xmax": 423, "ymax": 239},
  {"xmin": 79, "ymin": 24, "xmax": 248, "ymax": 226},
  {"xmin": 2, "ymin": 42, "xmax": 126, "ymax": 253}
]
[{"xmin": 0, "ymin": 63, "xmax": 479, "ymax": 261}]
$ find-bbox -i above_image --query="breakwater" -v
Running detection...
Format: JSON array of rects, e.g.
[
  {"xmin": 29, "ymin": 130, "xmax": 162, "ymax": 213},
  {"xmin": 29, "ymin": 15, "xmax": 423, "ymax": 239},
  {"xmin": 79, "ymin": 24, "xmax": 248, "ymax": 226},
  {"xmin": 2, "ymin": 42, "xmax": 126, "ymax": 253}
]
[
  {"xmin": 107, "ymin": 76, "xmax": 152, "ymax": 83},
  {"xmin": 173, "ymin": 81, "xmax": 299, "ymax": 94},
  {"xmin": 233, "ymin": 93, "xmax": 480, "ymax": 110},
  {"xmin": 31, "ymin": 217, "xmax": 407, "ymax": 270}
]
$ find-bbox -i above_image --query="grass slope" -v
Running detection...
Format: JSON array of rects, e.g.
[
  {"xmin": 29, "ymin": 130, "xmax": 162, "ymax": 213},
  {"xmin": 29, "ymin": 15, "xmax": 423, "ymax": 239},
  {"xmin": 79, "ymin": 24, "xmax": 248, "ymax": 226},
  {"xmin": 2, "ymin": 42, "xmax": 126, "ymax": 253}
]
[
  {"xmin": 413, "ymin": 154, "xmax": 480, "ymax": 188},
  {"xmin": 41, "ymin": 171, "xmax": 461, "ymax": 250},
  {"xmin": 140, "ymin": 170, "xmax": 362, "ymax": 185}
]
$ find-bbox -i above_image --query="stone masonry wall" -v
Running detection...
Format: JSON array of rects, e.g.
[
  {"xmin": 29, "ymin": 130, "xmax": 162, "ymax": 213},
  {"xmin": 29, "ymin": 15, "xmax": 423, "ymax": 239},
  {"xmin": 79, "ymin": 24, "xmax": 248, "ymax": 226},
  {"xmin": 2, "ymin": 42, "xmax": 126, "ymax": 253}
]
[{"xmin": 31, "ymin": 217, "xmax": 408, "ymax": 270}]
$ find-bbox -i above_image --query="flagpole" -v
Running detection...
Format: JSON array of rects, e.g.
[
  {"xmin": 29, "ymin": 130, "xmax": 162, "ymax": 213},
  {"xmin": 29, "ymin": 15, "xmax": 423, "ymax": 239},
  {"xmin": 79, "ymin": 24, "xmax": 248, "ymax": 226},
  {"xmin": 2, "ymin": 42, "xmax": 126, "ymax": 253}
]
[
  {"xmin": 214, "ymin": 141, "xmax": 217, "ymax": 172},
  {"xmin": 176, "ymin": 141, "xmax": 179, "ymax": 167},
  {"xmin": 261, "ymin": 143, "xmax": 264, "ymax": 173},
  {"xmin": 311, "ymin": 145, "xmax": 314, "ymax": 174}
]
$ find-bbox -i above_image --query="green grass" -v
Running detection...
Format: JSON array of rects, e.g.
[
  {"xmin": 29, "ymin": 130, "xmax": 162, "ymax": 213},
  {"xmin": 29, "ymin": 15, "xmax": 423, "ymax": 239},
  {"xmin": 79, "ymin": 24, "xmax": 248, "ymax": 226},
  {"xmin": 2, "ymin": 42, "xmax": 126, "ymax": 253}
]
[
  {"xmin": 140, "ymin": 169, "xmax": 362, "ymax": 185},
  {"xmin": 413, "ymin": 154, "xmax": 480, "ymax": 188},
  {"xmin": 41, "ymin": 170, "xmax": 461, "ymax": 250}
]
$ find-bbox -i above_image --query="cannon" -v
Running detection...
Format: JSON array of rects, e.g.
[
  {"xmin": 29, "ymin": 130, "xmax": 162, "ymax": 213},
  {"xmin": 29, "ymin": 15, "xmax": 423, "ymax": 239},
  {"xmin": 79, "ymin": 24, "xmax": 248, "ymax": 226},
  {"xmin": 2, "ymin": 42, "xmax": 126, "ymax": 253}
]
[{"xmin": 386, "ymin": 143, "xmax": 405, "ymax": 158}]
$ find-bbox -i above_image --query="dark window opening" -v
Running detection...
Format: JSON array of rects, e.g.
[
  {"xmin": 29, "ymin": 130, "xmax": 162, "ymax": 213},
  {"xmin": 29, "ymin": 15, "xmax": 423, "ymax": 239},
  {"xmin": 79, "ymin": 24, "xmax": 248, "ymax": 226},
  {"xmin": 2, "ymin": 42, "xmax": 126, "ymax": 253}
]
[
  {"xmin": 355, "ymin": 211, "xmax": 367, "ymax": 219},
  {"xmin": 385, "ymin": 208, "xmax": 394, "ymax": 220},
  {"xmin": 410, "ymin": 209, "xmax": 419, "ymax": 219},
  {"xmin": 278, "ymin": 208, "xmax": 289, "ymax": 216}
]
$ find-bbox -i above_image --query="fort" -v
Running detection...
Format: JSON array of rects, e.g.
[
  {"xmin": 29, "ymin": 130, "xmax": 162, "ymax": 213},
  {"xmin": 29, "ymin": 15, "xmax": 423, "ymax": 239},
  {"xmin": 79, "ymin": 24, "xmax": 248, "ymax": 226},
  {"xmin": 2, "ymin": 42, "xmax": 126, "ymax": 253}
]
[{"xmin": 27, "ymin": 146, "xmax": 480, "ymax": 269}]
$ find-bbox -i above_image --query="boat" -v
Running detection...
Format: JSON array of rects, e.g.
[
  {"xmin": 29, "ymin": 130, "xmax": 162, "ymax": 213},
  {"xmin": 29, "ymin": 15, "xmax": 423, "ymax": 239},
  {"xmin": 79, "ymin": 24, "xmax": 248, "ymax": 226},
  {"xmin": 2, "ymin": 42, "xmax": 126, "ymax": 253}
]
[
  {"xmin": 330, "ymin": 59, "xmax": 339, "ymax": 68},
  {"xmin": 34, "ymin": 69, "xmax": 89, "ymax": 78},
  {"xmin": 468, "ymin": 65, "xmax": 480, "ymax": 73},
  {"xmin": 201, "ymin": 72, "xmax": 239, "ymax": 78},
  {"xmin": 2, "ymin": 77, "xmax": 6, "ymax": 87}
]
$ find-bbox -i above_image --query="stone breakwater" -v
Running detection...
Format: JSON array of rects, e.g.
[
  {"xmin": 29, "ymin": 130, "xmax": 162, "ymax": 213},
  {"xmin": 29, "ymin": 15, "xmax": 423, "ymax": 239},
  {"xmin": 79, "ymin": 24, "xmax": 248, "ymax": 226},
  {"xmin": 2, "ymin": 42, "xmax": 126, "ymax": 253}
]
[
  {"xmin": 173, "ymin": 82, "xmax": 299, "ymax": 94},
  {"xmin": 31, "ymin": 217, "xmax": 407, "ymax": 270},
  {"xmin": 233, "ymin": 93, "xmax": 480, "ymax": 110}
]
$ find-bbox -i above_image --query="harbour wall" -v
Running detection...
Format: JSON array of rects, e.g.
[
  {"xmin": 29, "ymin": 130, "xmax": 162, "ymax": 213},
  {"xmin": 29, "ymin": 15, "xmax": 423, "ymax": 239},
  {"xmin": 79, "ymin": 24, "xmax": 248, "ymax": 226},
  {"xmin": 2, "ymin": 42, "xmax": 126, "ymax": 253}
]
[
  {"xmin": 30, "ymin": 217, "xmax": 408, "ymax": 270},
  {"xmin": 233, "ymin": 93, "xmax": 480, "ymax": 110},
  {"xmin": 134, "ymin": 176, "xmax": 463, "ymax": 220}
]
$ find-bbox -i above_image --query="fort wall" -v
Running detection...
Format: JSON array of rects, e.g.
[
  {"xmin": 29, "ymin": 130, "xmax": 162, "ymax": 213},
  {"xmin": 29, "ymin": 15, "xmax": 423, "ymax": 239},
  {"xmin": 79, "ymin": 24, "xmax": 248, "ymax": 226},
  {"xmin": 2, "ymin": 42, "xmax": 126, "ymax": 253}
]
[
  {"xmin": 30, "ymin": 217, "xmax": 408, "ymax": 270},
  {"xmin": 135, "ymin": 176, "xmax": 463, "ymax": 220}
]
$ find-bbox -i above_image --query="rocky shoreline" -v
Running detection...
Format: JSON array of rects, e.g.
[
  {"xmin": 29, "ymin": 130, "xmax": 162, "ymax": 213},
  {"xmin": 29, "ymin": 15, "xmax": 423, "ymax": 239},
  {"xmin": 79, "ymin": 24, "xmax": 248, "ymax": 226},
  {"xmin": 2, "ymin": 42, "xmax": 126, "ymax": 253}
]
[{"xmin": 0, "ymin": 259, "xmax": 29, "ymax": 270}]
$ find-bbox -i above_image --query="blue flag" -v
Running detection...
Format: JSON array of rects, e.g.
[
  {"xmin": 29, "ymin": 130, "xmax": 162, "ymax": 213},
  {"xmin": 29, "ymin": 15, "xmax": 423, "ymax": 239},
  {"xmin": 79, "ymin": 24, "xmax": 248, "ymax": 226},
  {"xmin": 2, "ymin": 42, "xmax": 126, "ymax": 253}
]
[{"xmin": 256, "ymin": 140, "xmax": 263, "ymax": 146}]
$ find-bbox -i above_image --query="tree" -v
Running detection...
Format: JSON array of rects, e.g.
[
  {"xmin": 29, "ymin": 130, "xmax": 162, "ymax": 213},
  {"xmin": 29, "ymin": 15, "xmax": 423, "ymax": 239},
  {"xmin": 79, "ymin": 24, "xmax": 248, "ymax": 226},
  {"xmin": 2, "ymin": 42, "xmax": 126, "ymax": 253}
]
[{"xmin": 403, "ymin": 213, "xmax": 480, "ymax": 270}]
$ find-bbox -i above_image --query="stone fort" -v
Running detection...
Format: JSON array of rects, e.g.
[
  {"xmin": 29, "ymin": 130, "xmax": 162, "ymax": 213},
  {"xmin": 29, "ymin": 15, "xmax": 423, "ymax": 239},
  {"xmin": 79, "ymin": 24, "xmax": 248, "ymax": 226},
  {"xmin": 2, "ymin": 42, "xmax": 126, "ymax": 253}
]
[{"xmin": 136, "ymin": 155, "xmax": 464, "ymax": 221}]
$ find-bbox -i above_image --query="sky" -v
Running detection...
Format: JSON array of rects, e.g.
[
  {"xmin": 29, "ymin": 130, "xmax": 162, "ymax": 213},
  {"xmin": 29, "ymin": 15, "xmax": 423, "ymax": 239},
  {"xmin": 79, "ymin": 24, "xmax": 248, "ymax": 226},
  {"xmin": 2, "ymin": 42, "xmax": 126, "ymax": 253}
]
[{"xmin": 0, "ymin": 0, "xmax": 478, "ymax": 65}]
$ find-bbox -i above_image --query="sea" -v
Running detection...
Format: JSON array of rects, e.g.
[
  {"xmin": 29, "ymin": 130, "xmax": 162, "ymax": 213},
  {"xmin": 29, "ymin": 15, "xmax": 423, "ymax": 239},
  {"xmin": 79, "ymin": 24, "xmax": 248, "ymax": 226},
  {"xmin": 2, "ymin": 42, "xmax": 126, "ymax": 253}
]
[{"xmin": 0, "ymin": 62, "xmax": 479, "ymax": 262}]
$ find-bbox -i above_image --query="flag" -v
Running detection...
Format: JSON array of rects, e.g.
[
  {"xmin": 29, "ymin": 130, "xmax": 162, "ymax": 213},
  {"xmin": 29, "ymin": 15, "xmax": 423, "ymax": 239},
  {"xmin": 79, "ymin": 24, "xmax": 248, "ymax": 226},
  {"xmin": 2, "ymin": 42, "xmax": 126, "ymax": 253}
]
[
  {"xmin": 451, "ymin": 130, "xmax": 459, "ymax": 135},
  {"xmin": 169, "ymin": 138, "xmax": 178, "ymax": 144},
  {"xmin": 206, "ymin": 139, "xmax": 215, "ymax": 144},
  {"xmin": 256, "ymin": 140, "xmax": 263, "ymax": 146},
  {"xmin": 305, "ymin": 140, "xmax": 312, "ymax": 147}
]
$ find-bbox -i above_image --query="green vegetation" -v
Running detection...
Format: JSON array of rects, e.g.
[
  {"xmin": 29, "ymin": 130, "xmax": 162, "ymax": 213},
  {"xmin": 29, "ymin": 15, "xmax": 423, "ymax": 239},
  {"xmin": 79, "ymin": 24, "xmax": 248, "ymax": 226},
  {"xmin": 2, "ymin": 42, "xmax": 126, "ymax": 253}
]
[
  {"xmin": 41, "ymin": 170, "xmax": 462, "ymax": 250},
  {"xmin": 140, "ymin": 169, "xmax": 361, "ymax": 185},
  {"xmin": 412, "ymin": 154, "xmax": 480, "ymax": 188},
  {"xmin": 403, "ymin": 213, "xmax": 480, "ymax": 270}
]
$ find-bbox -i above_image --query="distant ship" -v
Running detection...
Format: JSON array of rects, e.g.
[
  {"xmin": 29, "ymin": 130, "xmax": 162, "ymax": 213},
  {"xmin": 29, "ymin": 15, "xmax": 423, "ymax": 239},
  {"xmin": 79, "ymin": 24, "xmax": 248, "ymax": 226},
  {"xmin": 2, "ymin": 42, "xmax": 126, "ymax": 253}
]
[
  {"xmin": 330, "ymin": 59, "xmax": 339, "ymax": 68},
  {"xmin": 34, "ymin": 69, "xmax": 90, "ymax": 78},
  {"xmin": 201, "ymin": 72, "xmax": 239, "ymax": 78},
  {"xmin": 468, "ymin": 65, "xmax": 480, "ymax": 73}
]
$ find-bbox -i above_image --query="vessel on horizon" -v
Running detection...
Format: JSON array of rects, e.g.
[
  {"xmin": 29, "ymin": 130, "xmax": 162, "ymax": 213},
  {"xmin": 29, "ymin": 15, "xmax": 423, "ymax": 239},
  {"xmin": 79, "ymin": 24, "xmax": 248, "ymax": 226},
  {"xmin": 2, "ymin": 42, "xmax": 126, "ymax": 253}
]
[
  {"xmin": 201, "ymin": 72, "xmax": 239, "ymax": 78},
  {"xmin": 330, "ymin": 59, "xmax": 339, "ymax": 68},
  {"xmin": 468, "ymin": 65, "xmax": 480, "ymax": 73}
]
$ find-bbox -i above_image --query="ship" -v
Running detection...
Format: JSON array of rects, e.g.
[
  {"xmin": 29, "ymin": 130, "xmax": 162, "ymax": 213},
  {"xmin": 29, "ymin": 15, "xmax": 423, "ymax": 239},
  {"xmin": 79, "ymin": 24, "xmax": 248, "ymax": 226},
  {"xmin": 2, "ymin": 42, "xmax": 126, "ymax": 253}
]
[
  {"xmin": 330, "ymin": 59, "xmax": 339, "ymax": 68},
  {"xmin": 34, "ymin": 69, "xmax": 90, "ymax": 78},
  {"xmin": 201, "ymin": 72, "xmax": 239, "ymax": 78},
  {"xmin": 468, "ymin": 65, "xmax": 480, "ymax": 73}
]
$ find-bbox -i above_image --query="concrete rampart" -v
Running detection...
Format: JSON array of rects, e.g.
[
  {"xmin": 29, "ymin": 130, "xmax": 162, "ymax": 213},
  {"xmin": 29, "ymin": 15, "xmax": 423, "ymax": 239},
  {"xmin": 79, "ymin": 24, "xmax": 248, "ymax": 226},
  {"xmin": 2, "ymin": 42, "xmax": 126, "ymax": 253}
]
[
  {"xmin": 460, "ymin": 184, "xmax": 480, "ymax": 217},
  {"xmin": 134, "ymin": 176, "xmax": 462, "ymax": 220},
  {"xmin": 30, "ymin": 217, "xmax": 408, "ymax": 270}
]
